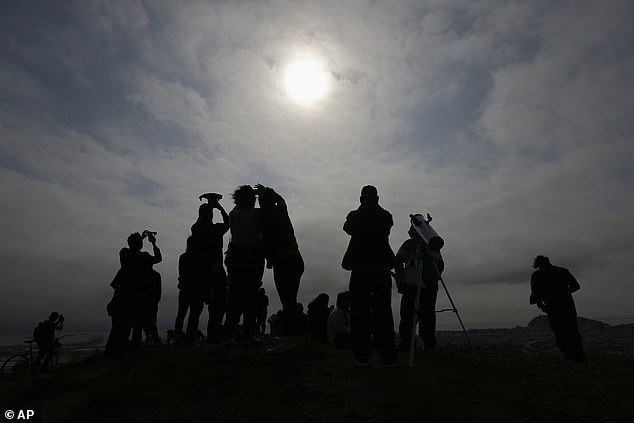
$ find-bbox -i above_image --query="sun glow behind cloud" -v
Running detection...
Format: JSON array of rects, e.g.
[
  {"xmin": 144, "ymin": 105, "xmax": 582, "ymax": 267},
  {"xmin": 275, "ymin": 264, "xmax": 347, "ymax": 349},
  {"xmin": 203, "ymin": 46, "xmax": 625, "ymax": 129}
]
[{"xmin": 283, "ymin": 57, "xmax": 329, "ymax": 106}]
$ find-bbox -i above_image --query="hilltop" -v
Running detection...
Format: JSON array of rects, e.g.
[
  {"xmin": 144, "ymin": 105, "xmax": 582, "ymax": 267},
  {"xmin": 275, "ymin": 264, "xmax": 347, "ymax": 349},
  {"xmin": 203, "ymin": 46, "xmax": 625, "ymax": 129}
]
[{"xmin": 1, "ymin": 335, "xmax": 633, "ymax": 423}]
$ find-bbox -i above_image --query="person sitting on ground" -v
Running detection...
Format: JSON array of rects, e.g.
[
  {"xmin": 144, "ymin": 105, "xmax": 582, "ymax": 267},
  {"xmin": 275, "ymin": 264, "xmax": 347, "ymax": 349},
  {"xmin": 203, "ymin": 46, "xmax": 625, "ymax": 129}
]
[
  {"xmin": 33, "ymin": 312, "xmax": 64, "ymax": 374},
  {"xmin": 327, "ymin": 291, "xmax": 351, "ymax": 347},
  {"xmin": 307, "ymin": 293, "xmax": 333, "ymax": 342}
]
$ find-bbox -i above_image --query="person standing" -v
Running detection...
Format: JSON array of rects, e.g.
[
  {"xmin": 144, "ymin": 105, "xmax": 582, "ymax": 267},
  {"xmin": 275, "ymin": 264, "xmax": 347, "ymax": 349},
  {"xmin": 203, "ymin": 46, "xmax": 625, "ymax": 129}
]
[
  {"xmin": 223, "ymin": 185, "xmax": 264, "ymax": 343},
  {"xmin": 105, "ymin": 231, "xmax": 162, "ymax": 357},
  {"xmin": 529, "ymin": 255, "xmax": 587, "ymax": 362},
  {"xmin": 342, "ymin": 185, "xmax": 398, "ymax": 366},
  {"xmin": 174, "ymin": 236, "xmax": 196, "ymax": 342},
  {"xmin": 256, "ymin": 184, "xmax": 305, "ymax": 336},
  {"xmin": 33, "ymin": 312, "xmax": 64, "ymax": 373},
  {"xmin": 396, "ymin": 225, "xmax": 444, "ymax": 350},
  {"xmin": 192, "ymin": 195, "xmax": 230, "ymax": 343}
]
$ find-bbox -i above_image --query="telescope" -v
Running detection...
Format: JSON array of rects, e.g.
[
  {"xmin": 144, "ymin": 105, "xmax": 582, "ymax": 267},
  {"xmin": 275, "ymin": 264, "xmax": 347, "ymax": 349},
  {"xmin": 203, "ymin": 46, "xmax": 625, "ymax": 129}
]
[{"xmin": 409, "ymin": 213, "xmax": 444, "ymax": 250}]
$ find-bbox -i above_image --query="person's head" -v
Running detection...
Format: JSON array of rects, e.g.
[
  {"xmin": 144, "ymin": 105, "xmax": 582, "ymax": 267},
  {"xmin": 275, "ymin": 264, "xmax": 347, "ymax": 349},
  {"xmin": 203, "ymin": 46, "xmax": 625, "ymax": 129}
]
[
  {"xmin": 315, "ymin": 293, "xmax": 329, "ymax": 306},
  {"xmin": 232, "ymin": 185, "xmax": 257, "ymax": 208},
  {"xmin": 360, "ymin": 185, "xmax": 379, "ymax": 206},
  {"xmin": 533, "ymin": 255, "xmax": 551, "ymax": 269},
  {"xmin": 198, "ymin": 203, "xmax": 213, "ymax": 220},
  {"xmin": 48, "ymin": 312, "xmax": 59, "ymax": 322},
  {"xmin": 127, "ymin": 232, "xmax": 143, "ymax": 251},
  {"xmin": 336, "ymin": 291, "xmax": 350, "ymax": 311},
  {"xmin": 259, "ymin": 287, "xmax": 265, "ymax": 295},
  {"xmin": 257, "ymin": 187, "xmax": 276, "ymax": 209}
]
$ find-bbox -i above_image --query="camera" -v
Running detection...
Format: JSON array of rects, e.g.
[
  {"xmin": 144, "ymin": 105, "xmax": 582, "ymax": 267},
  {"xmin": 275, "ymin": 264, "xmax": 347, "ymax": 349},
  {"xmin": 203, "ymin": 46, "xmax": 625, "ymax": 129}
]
[{"xmin": 142, "ymin": 230, "xmax": 157, "ymax": 239}]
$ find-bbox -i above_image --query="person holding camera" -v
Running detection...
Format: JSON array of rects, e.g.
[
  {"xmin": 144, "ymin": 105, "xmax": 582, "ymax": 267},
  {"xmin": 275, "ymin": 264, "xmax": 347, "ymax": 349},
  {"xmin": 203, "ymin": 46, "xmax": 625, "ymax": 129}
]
[
  {"xmin": 33, "ymin": 312, "xmax": 64, "ymax": 373},
  {"xmin": 396, "ymin": 225, "xmax": 444, "ymax": 351},
  {"xmin": 105, "ymin": 231, "xmax": 162, "ymax": 357}
]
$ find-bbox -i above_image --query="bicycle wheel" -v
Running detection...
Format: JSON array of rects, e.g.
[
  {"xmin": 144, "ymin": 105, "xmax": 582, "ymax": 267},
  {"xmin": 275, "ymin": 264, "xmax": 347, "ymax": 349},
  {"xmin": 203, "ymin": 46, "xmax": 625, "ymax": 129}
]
[{"xmin": 1, "ymin": 354, "xmax": 30, "ymax": 377}]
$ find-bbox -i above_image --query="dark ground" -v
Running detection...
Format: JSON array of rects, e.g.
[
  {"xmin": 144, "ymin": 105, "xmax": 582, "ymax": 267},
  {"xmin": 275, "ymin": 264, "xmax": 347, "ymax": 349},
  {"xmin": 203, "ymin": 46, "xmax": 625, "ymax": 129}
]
[{"xmin": 1, "ymin": 330, "xmax": 634, "ymax": 423}]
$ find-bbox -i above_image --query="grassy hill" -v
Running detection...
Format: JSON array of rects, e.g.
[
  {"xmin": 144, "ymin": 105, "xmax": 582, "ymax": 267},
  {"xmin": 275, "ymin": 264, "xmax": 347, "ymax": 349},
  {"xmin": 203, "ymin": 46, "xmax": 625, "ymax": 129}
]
[{"xmin": 1, "ymin": 339, "xmax": 633, "ymax": 423}]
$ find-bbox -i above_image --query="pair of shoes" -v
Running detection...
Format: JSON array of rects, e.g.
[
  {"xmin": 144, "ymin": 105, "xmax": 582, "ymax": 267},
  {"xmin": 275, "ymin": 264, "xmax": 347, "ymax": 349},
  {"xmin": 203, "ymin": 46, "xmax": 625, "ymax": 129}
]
[{"xmin": 354, "ymin": 356, "xmax": 370, "ymax": 367}]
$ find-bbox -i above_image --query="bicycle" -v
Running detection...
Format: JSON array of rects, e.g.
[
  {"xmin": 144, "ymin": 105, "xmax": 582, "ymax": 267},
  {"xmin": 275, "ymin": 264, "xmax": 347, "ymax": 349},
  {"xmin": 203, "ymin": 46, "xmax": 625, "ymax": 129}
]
[{"xmin": 1, "ymin": 336, "xmax": 63, "ymax": 378}]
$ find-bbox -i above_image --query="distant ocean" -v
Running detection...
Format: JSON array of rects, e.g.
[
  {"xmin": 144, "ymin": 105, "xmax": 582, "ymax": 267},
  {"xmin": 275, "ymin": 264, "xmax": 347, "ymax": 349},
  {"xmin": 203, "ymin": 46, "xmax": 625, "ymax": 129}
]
[
  {"xmin": 2, "ymin": 316, "xmax": 632, "ymax": 347},
  {"xmin": 0, "ymin": 330, "xmax": 108, "ymax": 348}
]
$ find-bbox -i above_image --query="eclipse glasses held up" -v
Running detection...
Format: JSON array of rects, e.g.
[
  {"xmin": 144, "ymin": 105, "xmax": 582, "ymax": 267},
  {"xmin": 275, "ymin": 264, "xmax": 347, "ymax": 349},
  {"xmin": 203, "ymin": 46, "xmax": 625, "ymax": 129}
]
[
  {"xmin": 199, "ymin": 193, "xmax": 223, "ymax": 202},
  {"xmin": 141, "ymin": 230, "xmax": 157, "ymax": 239}
]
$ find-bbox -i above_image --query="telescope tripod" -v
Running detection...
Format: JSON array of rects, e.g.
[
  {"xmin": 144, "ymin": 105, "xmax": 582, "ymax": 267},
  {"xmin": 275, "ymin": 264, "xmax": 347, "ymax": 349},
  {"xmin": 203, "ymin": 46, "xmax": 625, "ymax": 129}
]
[{"xmin": 407, "ymin": 244, "xmax": 477, "ymax": 367}]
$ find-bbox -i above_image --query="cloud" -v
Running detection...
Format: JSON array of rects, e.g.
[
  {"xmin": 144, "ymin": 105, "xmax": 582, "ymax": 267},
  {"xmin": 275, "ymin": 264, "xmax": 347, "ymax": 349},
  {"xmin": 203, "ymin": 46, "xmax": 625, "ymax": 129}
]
[{"xmin": 0, "ymin": 0, "xmax": 633, "ymax": 331}]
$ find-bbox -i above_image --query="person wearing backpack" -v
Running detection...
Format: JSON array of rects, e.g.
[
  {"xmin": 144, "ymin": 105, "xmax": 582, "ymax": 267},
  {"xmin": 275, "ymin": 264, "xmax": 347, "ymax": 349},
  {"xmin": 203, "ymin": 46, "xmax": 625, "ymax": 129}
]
[{"xmin": 33, "ymin": 312, "xmax": 64, "ymax": 374}]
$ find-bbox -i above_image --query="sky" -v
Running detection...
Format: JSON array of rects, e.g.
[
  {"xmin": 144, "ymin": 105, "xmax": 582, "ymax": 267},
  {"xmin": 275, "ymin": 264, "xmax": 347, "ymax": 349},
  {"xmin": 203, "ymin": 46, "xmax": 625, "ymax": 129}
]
[{"xmin": 1, "ymin": 0, "xmax": 633, "ymax": 332}]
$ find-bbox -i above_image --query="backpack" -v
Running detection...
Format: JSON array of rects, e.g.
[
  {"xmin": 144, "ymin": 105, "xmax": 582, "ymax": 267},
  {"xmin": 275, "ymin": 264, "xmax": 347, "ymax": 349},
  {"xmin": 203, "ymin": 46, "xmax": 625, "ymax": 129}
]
[{"xmin": 32, "ymin": 321, "xmax": 46, "ymax": 343}]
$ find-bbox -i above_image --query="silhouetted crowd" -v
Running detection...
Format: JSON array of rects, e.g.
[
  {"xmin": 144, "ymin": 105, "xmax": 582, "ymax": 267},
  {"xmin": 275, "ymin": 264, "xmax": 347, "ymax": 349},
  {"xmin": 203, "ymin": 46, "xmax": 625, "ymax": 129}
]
[{"xmin": 103, "ymin": 184, "xmax": 587, "ymax": 365}]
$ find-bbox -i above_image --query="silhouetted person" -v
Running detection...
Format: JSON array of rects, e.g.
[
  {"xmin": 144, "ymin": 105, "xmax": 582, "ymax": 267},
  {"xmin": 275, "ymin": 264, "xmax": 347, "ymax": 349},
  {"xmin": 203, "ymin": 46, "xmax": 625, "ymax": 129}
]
[
  {"xmin": 174, "ymin": 236, "xmax": 195, "ymax": 342},
  {"xmin": 130, "ymin": 231, "xmax": 163, "ymax": 347},
  {"xmin": 105, "ymin": 231, "xmax": 162, "ymax": 357},
  {"xmin": 256, "ymin": 287, "xmax": 269, "ymax": 336},
  {"xmin": 342, "ymin": 185, "xmax": 398, "ymax": 366},
  {"xmin": 307, "ymin": 293, "xmax": 332, "ymax": 341},
  {"xmin": 396, "ymin": 225, "xmax": 444, "ymax": 350},
  {"xmin": 33, "ymin": 312, "xmax": 64, "ymax": 373},
  {"xmin": 268, "ymin": 310, "xmax": 284, "ymax": 337},
  {"xmin": 530, "ymin": 255, "xmax": 587, "ymax": 362},
  {"xmin": 328, "ymin": 291, "xmax": 351, "ymax": 347},
  {"xmin": 223, "ymin": 185, "xmax": 265, "ymax": 343},
  {"xmin": 192, "ymin": 196, "xmax": 230, "ymax": 343},
  {"xmin": 139, "ymin": 267, "xmax": 162, "ymax": 344},
  {"xmin": 257, "ymin": 184, "xmax": 305, "ymax": 336}
]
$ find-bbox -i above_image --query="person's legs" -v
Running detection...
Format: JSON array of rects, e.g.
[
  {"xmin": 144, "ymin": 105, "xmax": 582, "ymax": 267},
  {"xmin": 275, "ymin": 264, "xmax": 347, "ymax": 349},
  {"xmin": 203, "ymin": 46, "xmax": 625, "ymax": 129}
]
[
  {"xmin": 551, "ymin": 299, "xmax": 586, "ymax": 362},
  {"xmin": 370, "ymin": 270, "xmax": 398, "ymax": 364},
  {"xmin": 174, "ymin": 290, "xmax": 189, "ymax": 335},
  {"xmin": 224, "ymin": 246, "xmax": 263, "ymax": 340},
  {"xmin": 208, "ymin": 276, "xmax": 227, "ymax": 341},
  {"xmin": 349, "ymin": 270, "xmax": 372, "ymax": 362},
  {"xmin": 274, "ymin": 254, "xmax": 304, "ymax": 336},
  {"xmin": 145, "ymin": 303, "xmax": 160, "ymax": 342},
  {"xmin": 398, "ymin": 285, "xmax": 416, "ymax": 345},
  {"xmin": 186, "ymin": 296, "xmax": 205, "ymax": 341},
  {"xmin": 418, "ymin": 289, "xmax": 438, "ymax": 349}
]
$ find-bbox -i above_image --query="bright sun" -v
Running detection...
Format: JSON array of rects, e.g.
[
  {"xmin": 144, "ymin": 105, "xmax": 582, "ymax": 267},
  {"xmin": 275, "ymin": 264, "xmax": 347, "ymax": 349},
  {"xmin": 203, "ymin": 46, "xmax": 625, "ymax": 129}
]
[{"xmin": 283, "ymin": 58, "xmax": 329, "ymax": 106}]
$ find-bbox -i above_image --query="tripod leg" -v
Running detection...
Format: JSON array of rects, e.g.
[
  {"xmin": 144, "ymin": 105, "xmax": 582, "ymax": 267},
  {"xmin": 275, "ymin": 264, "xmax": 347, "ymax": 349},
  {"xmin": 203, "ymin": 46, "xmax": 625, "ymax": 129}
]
[
  {"xmin": 432, "ymin": 261, "xmax": 478, "ymax": 356},
  {"xmin": 408, "ymin": 259, "xmax": 424, "ymax": 367}
]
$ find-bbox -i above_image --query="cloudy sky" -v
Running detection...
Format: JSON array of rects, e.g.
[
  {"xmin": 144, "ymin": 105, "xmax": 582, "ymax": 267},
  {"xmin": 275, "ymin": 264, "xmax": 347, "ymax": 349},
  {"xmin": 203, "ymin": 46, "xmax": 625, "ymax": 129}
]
[{"xmin": 1, "ymin": 0, "xmax": 632, "ymax": 332}]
